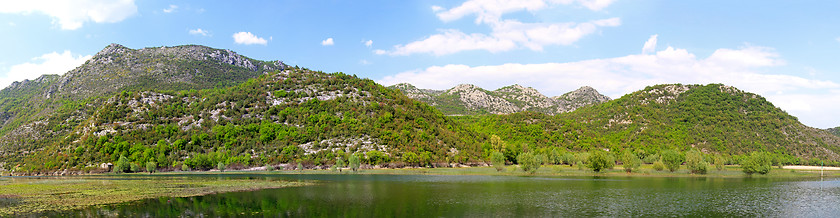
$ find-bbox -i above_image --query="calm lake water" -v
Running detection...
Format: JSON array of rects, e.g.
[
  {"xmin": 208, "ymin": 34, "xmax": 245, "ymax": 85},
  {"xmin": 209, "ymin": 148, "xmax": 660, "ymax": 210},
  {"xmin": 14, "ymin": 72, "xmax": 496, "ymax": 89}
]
[{"xmin": 45, "ymin": 174, "xmax": 840, "ymax": 217}]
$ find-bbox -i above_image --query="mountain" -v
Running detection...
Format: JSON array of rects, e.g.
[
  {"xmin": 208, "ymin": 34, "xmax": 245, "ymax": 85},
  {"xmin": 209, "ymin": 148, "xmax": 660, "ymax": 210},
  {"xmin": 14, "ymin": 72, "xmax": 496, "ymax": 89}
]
[
  {"xmin": 829, "ymin": 127, "xmax": 840, "ymax": 137},
  {"xmin": 0, "ymin": 44, "xmax": 485, "ymax": 173},
  {"xmin": 0, "ymin": 44, "xmax": 285, "ymax": 150},
  {"xmin": 388, "ymin": 83, "xmax": 610, "ymax": 115},
  {"xmin": 456, "ymin": 84, "xmax": 840, "ymax": 162}
]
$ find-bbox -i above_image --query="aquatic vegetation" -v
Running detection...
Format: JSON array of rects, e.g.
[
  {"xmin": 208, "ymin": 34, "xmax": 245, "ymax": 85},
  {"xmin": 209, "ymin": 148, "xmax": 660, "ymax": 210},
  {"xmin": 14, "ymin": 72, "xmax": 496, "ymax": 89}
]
[{"xmin": 0, "ymin": 176, "xmax": 306, "ymax": 216}]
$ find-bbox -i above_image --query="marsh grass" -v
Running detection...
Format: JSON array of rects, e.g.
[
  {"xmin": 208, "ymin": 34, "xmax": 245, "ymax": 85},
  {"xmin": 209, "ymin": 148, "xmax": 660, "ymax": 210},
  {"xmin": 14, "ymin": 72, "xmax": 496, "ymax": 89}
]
[{"xmin": 0, "ymin": 176, "xmax": 306, "ymax": 216}]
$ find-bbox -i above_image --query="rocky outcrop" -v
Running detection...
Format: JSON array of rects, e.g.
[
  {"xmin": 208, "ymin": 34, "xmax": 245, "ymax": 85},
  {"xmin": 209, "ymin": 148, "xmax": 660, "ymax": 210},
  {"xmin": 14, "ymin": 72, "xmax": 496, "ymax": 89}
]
[{"xmin": 389, "ymin": 83, "xmax": 611, "ymax": 115}]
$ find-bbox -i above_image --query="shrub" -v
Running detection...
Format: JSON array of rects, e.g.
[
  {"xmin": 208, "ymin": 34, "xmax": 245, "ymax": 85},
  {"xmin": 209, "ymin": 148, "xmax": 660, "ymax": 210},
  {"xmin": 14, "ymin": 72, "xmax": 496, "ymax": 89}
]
[
  {"xmin": 652, "ymin": 161, "xmax": 665, "ymax": 171},
  {"xmin": 586, "ymin": 150, "xmax": 614, "ymax": 172},
  {"xmin": 661, "ymin": 150, "xmax": 683, "ymax": 172},
  {"xmin": 217, "ymin": 162, "xmax": 226, "ymax": 172},
  {"xmin": 561, "ymin": 153, "xmax": 577, "ymax": 166},
  {"xmin": 576, "ymin": 161, "xmax": 584, "ymax": 170},
  {"xmin": 643, "ymin": 154, "xmax": 660, "ymax": 164},
  {"xmin": 349, "ymin": 154, "xmax": 361, "ymax": 172},
  {"xmin": 742, "ymin": 152, "xmax": 772, "ymax": 175},
  {"xmin": 621, "ymin": 151, "xmax": 641, "ymax": 173},
  {"xmin": 114, "ymin": 155, "xmax": 131, "ymax": 173},
  {"xmin": 266, "ymin": 165, "xmax": 275, "ymax": 171},
  {"xmin": 335, "ymin": 157, "xmax": 346, "ymax": 172},
  {"xmin": 517, "ymin": 152, "xmax": 544, "ymax": 174},
  {"xmin": 180, "ymin": 163, "xmax": 190, "ymax": 171},
  {"xmin": 297, "ymin": 162, "xmax": 303, "ymax": 171},
  {"xmin": 145, "ymin": 161, "xmax": 156, "ymax": 173},
  {"xmin": 491, "ymin": 151, "xmax": 506, "ymax": 172},
  {"xmin": 685, "ymin": 150, "xmax": 708, "ymax": 174},
  {"xmin": 714, "ymin": 154, "xmax": 725, "ymax": 171},
  {"xmin": 130, "ymin": 163, "xmax": 140, "ymax": 173}
]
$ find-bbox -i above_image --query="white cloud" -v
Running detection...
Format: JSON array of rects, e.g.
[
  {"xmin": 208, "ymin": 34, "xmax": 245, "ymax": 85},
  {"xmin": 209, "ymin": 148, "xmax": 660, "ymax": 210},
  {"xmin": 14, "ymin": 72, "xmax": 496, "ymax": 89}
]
[
  {"xmin": 232, "ymin": 32, "xmax": 268, "ymax": 45},
  {"xmin": 360, "ymin": 60, "xmax": 371, "ymax": 65},
  {"xmin": 378, "ymin": 40, "xmax": 840, "ymax": 128},
  {"xmin": 321, "ymin": 38, "xmax": 335, "ymax": 46},
  {"xmin": 189, "ymin": 28, "xmax": 209, "ymax": 36},
  {"xmin": 374, "ymin": 49, "xmax": 386, "ymax": 55},
  {"xmin": 163, "ymin": 5, "xmax": 178, "ymax": 13},
  {"xmin": 431, "ymin": 5, "xmax": 444, "ymax": 12},
  {"xmin": 1, "ymin": 51, "xmax": 91, "ymax": 88},
  {"xmin": 381, "ymin": 18, "xmax": 619, "ymax": 56},
  {"xmin": 642, "ymin": 34, "xmax": 657, "ymax": 54},
  {"xmin": 0, "ymin": 0, "xmax": 138, "ymax": 30},
  {"xmin": 379, "ymin": 0, "xmax": 620, "ymax": 56},
  {"xmin": 364, "ymin": 40, "xmax": 373, "ymax": 47}
]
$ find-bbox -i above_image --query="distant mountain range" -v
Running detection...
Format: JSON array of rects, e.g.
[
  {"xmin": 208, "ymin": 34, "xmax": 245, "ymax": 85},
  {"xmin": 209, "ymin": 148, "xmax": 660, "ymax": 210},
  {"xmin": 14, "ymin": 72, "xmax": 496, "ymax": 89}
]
[{"xmin": 388, "ymin": 83, "xmax": 610, "ymax": 115}]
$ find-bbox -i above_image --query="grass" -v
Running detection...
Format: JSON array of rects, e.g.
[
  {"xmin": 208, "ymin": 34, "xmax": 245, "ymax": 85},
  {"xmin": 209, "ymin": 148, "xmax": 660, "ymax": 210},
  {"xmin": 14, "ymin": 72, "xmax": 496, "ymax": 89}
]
[{"xmin": 0, "ymin": 175, "xmax": 307, "ymax": 216}]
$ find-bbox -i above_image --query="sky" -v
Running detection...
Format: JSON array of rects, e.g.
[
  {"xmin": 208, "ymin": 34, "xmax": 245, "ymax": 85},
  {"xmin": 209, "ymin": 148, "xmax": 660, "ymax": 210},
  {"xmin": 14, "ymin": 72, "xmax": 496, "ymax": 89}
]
[{"xmin": 1, "ymin": 0, "xmax": 840, "ymax": 128}]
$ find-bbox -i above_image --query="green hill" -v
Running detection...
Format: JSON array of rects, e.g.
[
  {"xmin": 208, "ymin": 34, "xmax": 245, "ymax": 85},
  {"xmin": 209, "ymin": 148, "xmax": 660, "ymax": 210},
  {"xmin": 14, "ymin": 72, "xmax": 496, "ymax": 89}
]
[
  {"xmin": 456, "ymin": 84, "xmax": 840, "ymax": 164},
  {"xmin": 2, "ymin": 67, "xmax": 484, "ymax": 173},
  {"xmin": 0, "ymin": 44, "xmax": 284, "ymax": 152}
]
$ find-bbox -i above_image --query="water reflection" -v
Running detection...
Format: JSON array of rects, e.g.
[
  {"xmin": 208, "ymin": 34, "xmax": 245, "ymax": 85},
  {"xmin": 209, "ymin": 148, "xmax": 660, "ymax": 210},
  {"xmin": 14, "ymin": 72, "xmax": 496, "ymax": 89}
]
[{"xmin": 38, "ymin": 175, "xmax": 840, "ymax": 217}]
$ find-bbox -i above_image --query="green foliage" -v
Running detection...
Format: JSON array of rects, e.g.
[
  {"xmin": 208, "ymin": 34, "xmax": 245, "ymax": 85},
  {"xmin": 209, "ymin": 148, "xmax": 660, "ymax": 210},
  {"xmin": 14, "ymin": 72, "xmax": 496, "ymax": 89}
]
[
  {"xmin": 661, "ymin": 150, "xmax": 683, "ymax": 172},
  {"xmin": 335, "ymin": 157, "xmax": 346, "ymax": 171},
  {"xmin": 114, "ymin": 155, "xmax": 130, "ymax": 173},
  {"xmin": 296, "ymin": 162, "xmax": 303, "ymax": 171},
  {"xmin": 402, "ymin": 152, "xmax": 419, "ymax": 166},
  {"xmin": 652, "ymin": 161, "xmax": 665, "ymax": 171},
  {"xmin": 491, "ymin": 151, "xmax": 505, "ymax": 172},
  {"xmin": 130, "ymin": 163, "xmax": 140, "ymax": 173},
  {"xmin": 586, "ymin": 150, "xmax": 614, "ymax": 172},
  {"xmin": 180, "ymin": 163, "xmax": 190, "ymax": 172},
  {"xmin": 643, "ymin": 154, "xmax": 660, "ymax": 164},
  {"xmin": 742, "ymin": 152, "xmax": 772, "ymax": 175},
  {"xmin": 561, "ymin": 153, "xmax": 576, "ymax": 166},
  {"xmin": 620, "ymin": 151, "xmax": 641, "ymax": 173},
  {"xmin": 685, "ymin": 150, "xmax": 708, "ymax": 174},
  {"xmin": 365, "ymin": 150, "xmax": 389, "ymax": 166},
  {"xmin": 349, "ymin": 154, "xmax": 361, "ymax": 172},
  {"xmin": 517, "ymin": 152, "xmax": 543, "ymax": 174},
  {"xmin": 145, "ymin": 161, "xmax": 156, "ymax": 173},
  {"xmin": 714, "ymin": 154, "xmax": 725, "ymax": 171},
  {"xmin": 217, "ymin": 162, "xmax": 226, "ymax": 172}
]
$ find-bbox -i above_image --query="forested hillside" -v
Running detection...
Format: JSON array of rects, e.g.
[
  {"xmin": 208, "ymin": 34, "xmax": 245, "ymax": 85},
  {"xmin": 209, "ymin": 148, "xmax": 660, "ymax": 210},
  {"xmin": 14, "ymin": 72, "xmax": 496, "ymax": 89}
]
[
  {"xmin": 2, "ymin": 68, "xmax": 484, "ymax": 173},
  {"xmin": 456, "ymin": 84, "xmax": 840, "ymax": 165}
]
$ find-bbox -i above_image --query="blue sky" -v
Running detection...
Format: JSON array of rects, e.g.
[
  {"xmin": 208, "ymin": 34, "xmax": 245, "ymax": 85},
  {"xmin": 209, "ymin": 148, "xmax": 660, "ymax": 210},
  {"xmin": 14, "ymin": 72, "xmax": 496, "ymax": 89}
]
[{"xmin": 1, "ymin": 0, "xmax": 840, "ymax": 128}]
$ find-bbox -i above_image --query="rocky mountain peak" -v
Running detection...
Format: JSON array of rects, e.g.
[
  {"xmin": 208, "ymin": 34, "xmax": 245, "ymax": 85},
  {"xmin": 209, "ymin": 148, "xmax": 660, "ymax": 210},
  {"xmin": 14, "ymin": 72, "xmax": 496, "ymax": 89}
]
[
  {"xmin": 390, "ymin": 83, "xmax": 611, "ymax": 116},
  {"xmin": 556, "ymin": 86, "xmax": 611, "ymax": 104}
]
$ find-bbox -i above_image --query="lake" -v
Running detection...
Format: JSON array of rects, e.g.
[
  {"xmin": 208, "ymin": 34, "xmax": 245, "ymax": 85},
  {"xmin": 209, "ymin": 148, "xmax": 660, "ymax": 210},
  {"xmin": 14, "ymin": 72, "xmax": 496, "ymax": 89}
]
[{"xmin": 42, "ymin": 174, "xmax": 840, "ymax": 217}]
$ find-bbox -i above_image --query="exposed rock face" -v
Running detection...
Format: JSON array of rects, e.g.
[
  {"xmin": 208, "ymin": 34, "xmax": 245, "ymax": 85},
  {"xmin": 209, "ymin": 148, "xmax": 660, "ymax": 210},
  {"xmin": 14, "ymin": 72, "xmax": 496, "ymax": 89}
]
[
  {"xmin": 56, "ymin": 43, "xmax": 286, "ymax": 99},
  {"xmin": 389, "ymin": 83, "xmax": 611, "ymax": 115}
]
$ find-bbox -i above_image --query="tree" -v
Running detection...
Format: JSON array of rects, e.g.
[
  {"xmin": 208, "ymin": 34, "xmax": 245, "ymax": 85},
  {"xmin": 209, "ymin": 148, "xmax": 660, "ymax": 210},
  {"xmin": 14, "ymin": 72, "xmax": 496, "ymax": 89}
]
[
  {"xmin": 742, "ymin": 152, "xmax": 772, "ymax": 175},
  {"xmin": 297, "ymin": 162, "xmax": 303, "ymax": 172},
  {"xmin": 491, "ymin": 151, "xmax": 506, "ymax": 172},
  {"xmin": 652, "ymin": 160, "xmax": 665, "ymax": 171},
  {"xmin": 146, "ymin": 161, "xmax": 156, "ymax": 174},
  {"xmin": 586, "ymin": 150, "xmax": 614, "ymax": 172},
  {"xmin": 349, "ymin": 154, "xmax": 361, "ymax": 172},
  {"xmin": 181, "ymin": 163, "xmax": 190, "ymax": 172},
  {"xmin": 403, "ymin": 152, "xmax": 419, "ymax": 167},
  {"xmin": 620, "ymin": 151, "xmax": 641, "ymax": 173},
  {"xmin": 517, "ymin": 152, "xmax": 543, "ymax": 174},
  {"xmin": 114, "ymin": 155, "xmax": 130, "ymax": 173},
  {"xmin": 217, "ymin": 162, "xmax": 226, "ymax": 172},
  {"xmin": 335, "ymin": 157, "xmax": 346, "ymax": 172},
  {"xmin": 561, "ymin": 153, "xmax": 576, "ymax": 166},
  {"xmin": 685, "ymin": 150, "xmax": 708, "ymax": 174},
  {"xmin": 713, "ymin": 154, "xmax": 725, "ymax": 171},
  {"xmin": 661, "ymin": 150, "xmax": 683, "ymax": 172}
]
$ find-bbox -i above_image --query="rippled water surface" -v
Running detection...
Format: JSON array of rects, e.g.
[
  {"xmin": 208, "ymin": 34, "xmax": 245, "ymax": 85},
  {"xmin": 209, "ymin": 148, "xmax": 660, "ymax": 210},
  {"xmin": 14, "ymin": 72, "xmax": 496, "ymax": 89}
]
[{"xmin": 47, "ymin": 174, "xmax": 840, "ymax": 217}]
